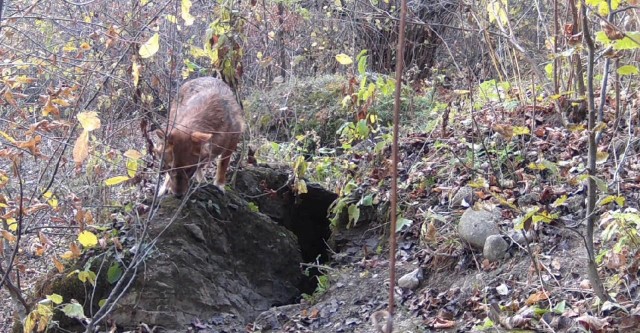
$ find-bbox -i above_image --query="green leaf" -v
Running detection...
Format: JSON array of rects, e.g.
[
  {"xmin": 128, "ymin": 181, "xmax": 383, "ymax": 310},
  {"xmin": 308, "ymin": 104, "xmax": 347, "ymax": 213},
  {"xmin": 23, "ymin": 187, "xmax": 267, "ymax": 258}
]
[
  {"xmin": 356, "ymin": 49, "xmax": 368, "ymax": 61},
  {"xmin": 47, "ymin": 294, "xmax": 63, "ymax": 305},
  {"xmin": 139, "ymin": 33, "xmax": 160, "ymax": 58},
  {"xmin": 335, "ymin": 53, "xmax": 353, "ymax": 65},
  {"xmin": 355, "ymin": 119, "xmax": 369, "ymax": 138},
  {"xmin": 107, "ymin": 264, "xmax": 123, "ymax": 284},
  {"xmin": 98, "ymin": 299, "xmax": 107, "ymax": 308},
  {"xmin": 515, "ymin": 207, "xmax": 540, "ymax": 230},
  {"xmin": 358, "ymin": 193, "xmax": 374, "ymax": 207},
  {"xmin": 77, "ymin": 270, "xmax": 97, "ymax": 286},
  {"xmin": 357, "ymin": 54, "xmax": 367, "ymax": 76},
  {"xmin": 595, "ymin": 31, "xmax": 611, "ymax": 45},
  {"xmin": 600, "ymin": 195, "xmax": 625, "ymax": 207},
  {"xmin": 104, "ymin": 176, "xmax": 130, "ymax": 186},
  {"xmin": 347, "ymin": 204, "xmax": 360, "ymax": 226},
  {"xmin": 551, "ymin": 195, "xmax": 567, "ymax": 207},
  {"xmin": 592, "ymin": 176, "xmax": 608, "ymax": 192},
  {"xmin": 541, "ymin": 160, "xmax": 559, "ymax": 175},
  {"xmin": 247, "ymin": 202, "xmax": 260, "ymax": 212},
  {"xmin": 61, "ymin": 302, "xmax": 86, "ymax": 320},
  {"xmin": 544, "ymin": 63, "xmax": 553, "ymax": 77},
  {"xmin": 396, "ymin": 216, "xmax": 413, "ymax": 233},
  {"xmin": 293, "ymin": 155, "xmax": 307, "ymax": 178},
  {"xmin": 532, "ymin": 211, "xmax": 558, "ymax": 224},
  {"xmin": 613, "ymin": 32, "xmax": 640, "ymax": 50},
  {"xmin": 617, "ymin": 65, "xmax": 639, "ymax": 76}
]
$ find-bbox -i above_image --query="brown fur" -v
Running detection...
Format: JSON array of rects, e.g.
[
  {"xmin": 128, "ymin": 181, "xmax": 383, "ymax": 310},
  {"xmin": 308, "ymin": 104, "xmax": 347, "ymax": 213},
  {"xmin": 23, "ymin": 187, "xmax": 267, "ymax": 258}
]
[{"xmin": 157, "ymin": 77, "xmax": 245, "ymax": 196}]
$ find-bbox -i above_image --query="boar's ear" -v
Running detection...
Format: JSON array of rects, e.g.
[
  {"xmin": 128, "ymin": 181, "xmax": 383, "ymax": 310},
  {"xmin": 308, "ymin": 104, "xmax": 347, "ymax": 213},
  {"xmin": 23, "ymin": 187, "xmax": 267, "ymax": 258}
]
[{"xmin": 191, "ymin": 131, "xmax": 212, "ymax": 144}]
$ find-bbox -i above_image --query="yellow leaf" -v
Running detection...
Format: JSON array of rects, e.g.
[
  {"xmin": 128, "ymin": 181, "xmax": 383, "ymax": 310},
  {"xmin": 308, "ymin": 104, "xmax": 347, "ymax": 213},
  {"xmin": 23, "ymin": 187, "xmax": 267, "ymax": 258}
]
[
  {"xmin": 166, "ymin": 14, "xmax": 177, "ymax": 23},
  {"xmin": 78, "ymin": 230, "xmax": 98, "ymax": 248},
  {"xmin": 24, "ymin": 312, "xmax": 36, "ymax": 333},
  {"xmin": 528, "ymin": 162, "xmax": 547, "ymax": 171},
  {"xmin": 6, "ymin": 218, "xmax": 17, "ymax": 232},
  {"xmin": 139, "ymin": 33, "xmax": 160, "ymax": 59},
  {"xmin": 512, "ymin": 126, "xmax": 530, "ymax": 136},
  {"xmin": 467, "ymin": 177, "xmax": 487, "ymax": 188},
  {"xmin": 488, "ymin": 0, "xmax": 509, "ymax": 26},
  {"xmin": 52, "ymin": 98, "xmax": 70, "ymax": 106},
  {"xmin": 77, "ymin": 111, "xmax": 101, "ymax": 131},
  {"xmin": 73, "ymin": 130, "xmax": 90, "ymax": 164},
  {"xmin": 132, "ymin": 61, "xmax": 141, "ymax": 87},
  {"xmin": 0, "ymin": 130, "xmax": 16, "ymax": 143},
  {"xmin": 15, "ymin": 75, "xmax": 35, "ymax": 85},
  {"xmin": 62, "ymin": 43, "xmax": 77, "ymax": 52},
  {"xmin": 297, "ymin": 179, "xmax": 308, "ymax": 194},
  {"xmin": 43, "ymin": 97, "xmax": 60, "ymax": 117},
  {"xmin": 60, "ymin": 251, "xmax": 77, "ymax": 260},
  {"xmin": 181, "ymin": 0, "xmax": 195, "ymax": 26},
  {"xmin": 43, "ymin": 191, "xmax": 58, "ymax": 208},
  {"xmin": 126, "ymin": 158, "xmax": 138, "ymax": 178},
  {"xmin": 335, "ymin": 53, "xmax": 353, "ymax": 65},
  {"xmin": 596, "ymin": 151, "xmax": 609, "ymax": 164},
  {"xmin": 124, "ymin": 149, "xmax": 142, "ymax": 159},
  {"xmin": 47, "ymin": 293, "xmax": 63, "ymax": 304},
  {"xmin": 104, "ymin": 176, "xmax": 130, "ymax": 186}
]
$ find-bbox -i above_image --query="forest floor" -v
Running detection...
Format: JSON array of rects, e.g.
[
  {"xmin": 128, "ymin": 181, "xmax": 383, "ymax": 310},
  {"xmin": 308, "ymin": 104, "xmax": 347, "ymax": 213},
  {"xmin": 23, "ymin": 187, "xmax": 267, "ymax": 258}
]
[
  {"xmin": 3, "ymin": 77, "xmax": 640, "ymax": 332},
  {"xmin": 243, "ymin": 77, "xmax": 640, "ymax": 332}
]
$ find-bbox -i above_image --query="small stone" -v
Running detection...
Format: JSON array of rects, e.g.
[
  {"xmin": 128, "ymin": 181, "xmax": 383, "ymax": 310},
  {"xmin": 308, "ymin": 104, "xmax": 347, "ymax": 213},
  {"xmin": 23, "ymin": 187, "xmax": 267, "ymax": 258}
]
[
  {"xmin": 458, "ymin": 208, "xmax": 501, "ymax": 249},
  {"xmin": 565, "ymin": 195, "xmax": 586, "ymax": 213},
  {"xmin": 507, "ymin": 229, "xmax": 533, "ymax": 245},
  {"xmin": 398, "ymin": 268, "xmax": 423, "ymax": 290},
  {"xmin": 517, "ymin": 192, "xmax": 541, "ymax": 207},
  {"xmin": 450, "ymin": 186, "xmax": 474, "ymax": 208},
  {"xmin": 184, "ymin": 223, "xmax": 205, "ymax": 242},
  {"xmin": 580, "ymin": 279, "xmax": 592, "ymax": 290},
  {"xmin": 483, "ymin": 235, "xmax": 509, "ymax": 262}
]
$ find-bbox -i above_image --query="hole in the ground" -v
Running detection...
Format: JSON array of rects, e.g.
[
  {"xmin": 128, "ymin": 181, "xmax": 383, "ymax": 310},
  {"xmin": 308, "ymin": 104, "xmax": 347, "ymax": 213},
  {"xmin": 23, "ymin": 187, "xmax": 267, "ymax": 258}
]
[
  {"xmin": 284, "ymin": 183, "xmax": 337, "ymax": 295},
  {"xmin": 234, "ymin": 168, "xmax": 337, "ymax": 298}
]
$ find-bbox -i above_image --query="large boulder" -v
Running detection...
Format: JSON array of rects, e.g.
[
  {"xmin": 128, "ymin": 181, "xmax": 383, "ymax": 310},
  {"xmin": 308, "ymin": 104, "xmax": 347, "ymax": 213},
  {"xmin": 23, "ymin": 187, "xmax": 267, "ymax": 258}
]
[
  {"xmin": 34, "ymin": 184, "xmax": 305, "ymax": 332},
  {"xmin": 110, "ymin": 186, "xmax": 304, "ymax": 331}
]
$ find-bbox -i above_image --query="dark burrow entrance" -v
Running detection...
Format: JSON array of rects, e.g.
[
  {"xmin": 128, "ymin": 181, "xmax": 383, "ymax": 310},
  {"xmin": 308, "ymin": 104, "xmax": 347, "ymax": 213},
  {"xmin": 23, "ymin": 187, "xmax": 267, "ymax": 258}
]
[{"xmin": 234, "ymin": 167, "xmax": 337, "ymax": 298}]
